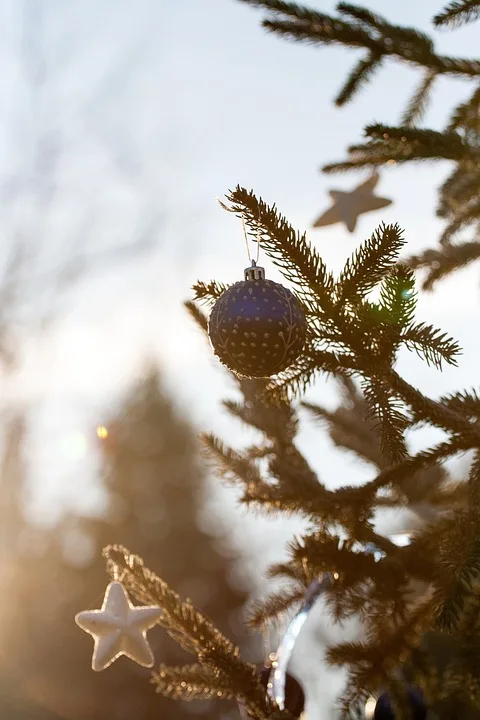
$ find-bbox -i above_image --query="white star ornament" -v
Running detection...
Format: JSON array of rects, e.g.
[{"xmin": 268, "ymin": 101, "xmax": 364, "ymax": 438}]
[
  {"xmin": 312, "ymin": 172, "xmax": 392, "ymax": 233},
  {"xmin": 75, "ymin": 581, "xmax": 163, "ymax": 671}
]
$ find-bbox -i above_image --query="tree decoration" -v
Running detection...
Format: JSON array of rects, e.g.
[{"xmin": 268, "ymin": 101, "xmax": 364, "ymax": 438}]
[
  {"xmin": 208, "ymin": 259, "xmax": 307, "ymax": 378},
  {"xmin": 101, "ymin": 545, "xmax": 277, "ymax": 720},
  {"xmin": 75, "ymin": 581, "xmax": 162, "ymax": 671},
  {"xmin": 267, "ymin": 575, "xmax": 332, "ymax": 710},
  {"xmin": 312, "ymin": 173, "xmax": 392, "ymax": 233}
]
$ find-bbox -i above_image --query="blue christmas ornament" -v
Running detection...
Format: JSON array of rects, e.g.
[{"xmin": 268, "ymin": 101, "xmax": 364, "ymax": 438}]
[
  {"xmin": 372, "ymin": 687, "xmax": 427, "ymax": 720},
  {"xmin": 208, "ymin": 261, "xmax": 307, "ymax": 378}
]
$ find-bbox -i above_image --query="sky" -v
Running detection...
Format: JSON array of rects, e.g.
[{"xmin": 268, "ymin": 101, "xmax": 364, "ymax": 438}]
[{"xmin": 0, "ymin": 1, "xmax": 479, "ymax": 717}]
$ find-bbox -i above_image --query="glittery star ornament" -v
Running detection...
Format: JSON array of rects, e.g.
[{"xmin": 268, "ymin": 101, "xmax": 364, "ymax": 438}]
[
  {"xmin": 208, "ymin": 261, "xmax": 307, "ymax": 378},
  {"xmin": 75, "ymin": 581, "xmax": 163, "ymax": 671},
  {"xmin": 312, "ymin": 172, "xmax": 392, "ymax": 233}
]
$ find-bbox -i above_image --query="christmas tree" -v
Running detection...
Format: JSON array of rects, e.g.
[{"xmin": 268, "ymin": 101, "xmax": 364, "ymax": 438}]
[
  {"xmin": 0, "ymin": 370, "xmax": 253, "ymax": 720},
  {"xmin": 82, "ymin": 2, "xmax": 480, "ymax": 718}
]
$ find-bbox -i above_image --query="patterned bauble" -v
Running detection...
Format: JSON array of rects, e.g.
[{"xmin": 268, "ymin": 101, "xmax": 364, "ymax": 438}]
[
  {"xmin": 372, "ymin": 687, "xmax": 427, "ymax": 720},
  {"xmin": 208, "ymin": 262, "xmax": 307, "ymax": 378},
  {"xmin": 238, "ymin": 665, "xmax": 305, "ymax": 720}
]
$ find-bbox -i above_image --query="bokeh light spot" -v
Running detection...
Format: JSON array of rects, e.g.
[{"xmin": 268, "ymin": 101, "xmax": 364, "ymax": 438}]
[{"xmin": 96, "ymin": 425, "xmax": 109, "ymax": 439}]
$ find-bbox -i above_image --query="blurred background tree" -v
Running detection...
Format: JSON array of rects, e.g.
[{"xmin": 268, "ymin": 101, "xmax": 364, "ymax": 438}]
[{"xmin": 0, "ymin": 369, "xmax": 255, "ymax": 720}]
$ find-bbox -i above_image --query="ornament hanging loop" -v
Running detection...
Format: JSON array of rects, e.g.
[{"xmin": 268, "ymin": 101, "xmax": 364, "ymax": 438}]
[
  {"xmin": 242, "ymin": 217, "xmax": 260, "ymax": 265},
  {"xmin": 242, "ymin": 218, "xmax": 265, "ymax": 279},
  {"xmin": 244, "ymin": 259, "xmax": 265, "ymax": 281}
]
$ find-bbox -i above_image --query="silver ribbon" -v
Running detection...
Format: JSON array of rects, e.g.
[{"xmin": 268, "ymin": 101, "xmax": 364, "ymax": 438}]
[{"xmin": 267, "ymin": 542, "xmax": 388, "ymax": 711}]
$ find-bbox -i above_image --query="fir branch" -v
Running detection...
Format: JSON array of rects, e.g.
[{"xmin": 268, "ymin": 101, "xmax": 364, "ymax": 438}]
[
  {"xmin": 264, "ymin": 17, "xmax": 480, "ymax": 75},
  {"xmin": 230, "ymin": 376, "xmax": 300, "ymax": 442},
  {"xmin": 433, "ymin": 508, "xmax": 480, "ymax": 631},
  {"xmin": 152, "ymin": 664, "xmax": 235, "ymax": 702},
  {"xmin": 369, "ymin": 435, "xmax": 473, "ymax": 492},
  {"xmin": 323, "ymin": 125, "xmax": 468, "ymax": 173},
  {"xmin": 261, "ymin": 16, "xmax": 374, "ymax": 50},
  {"xmin": 292, "ymin": 532, "xmax": 404, "ymax": 587},
  {"xmin": 468, "ymin": 448, "xmax": 480, "ymax": 504},
  {"xmin": 240, "ymin": 486, "xmax": 319, "ymax": 517},
  {"xmin": 360, "ymin": 124, "xmax": 463, "ymax": 153},
  {"xmin": 200, "ymin": 433, "xmax": 266, "ymax": 491},
  {"xmin": 401, "ymin": 70, "xmax": 437, "ymax": 126},
  {"xmin": 267, "ymin": 561, "xmax": 310, "ymax": 584},
  {"xmin": 237, "ymin": 0, "xmax": 337, "ymax": 24},
  {"xmin": 103, "ymin": 546, "xmax": 235, "ymax": 656},
  {"xmin": 328, "ymin": 598, "xmax": 433, "ymax": 667},
  {"xmin": 201, "ymin": 431, "xmax": 331, "ymax": 520},
  {"xmin": 361, "ymin": 377, "xmax": 410, "ymax": 465},
  {"xmin": 248, "ymin": 586, "xmax": 306, "ymax": 628},
  {"xmin": 437, "ymin": 167, "xmax": 480, "ymax": 222},
  {"xmin": 335, "ymin": 224, "xmax": 405, "ymax": 304},
  {"xmin": 379, "ymin": 264, "xmax": 416, "ymax": 325},
  {"xmin": 336, "ymin": 3, "xmax": 388, "ymax": 30},
  {"xmin": 240, "ymin": 0, "xmax": 480, "ymax": 77},
  {"xmin": 364, "ymin": 123, "xmax": 466, "ymax": 153},
  {"xmin": 222, "ymin": 399, "xmax": 256, "ymax": 427},
  {"xmin": 191, "ymin": 280, "xmax": 229, "ymax": 306},
  {"xmin": 434, "ymin": 0, "xmax": 480, "ymax": 28},
  {"xmin": 338, "ymin": 3, "xmax": 435, "ymax": 55},
  {"xmin": 439, "ymin": 197, "xmax": 480, "ymax": 244},
  {"xmin": 457, "ymin": 582, "xmax": 480, "ymax": 638},
  {"xmin": 222, "ymin": 186, "xmax": 335, "ymax": 315},
  {"xmin": 447, "ymin": 83, "xmax": 480, "ymax": 131},
  {"xmin": 378, "ymin": 469, "xmax": 463, "ymax": 515},
  {"xmin": 441, "ymin": 388, "xmax": 480, "ymax": 419},
  {"xmin": 385, "ymin": 369, "xmax": 479, "ymax": 437},
  {"xmin": 184, "ymin": 299, "xmax": 209, "ymax": 333},
  {"xmin": 405, "ymin": 241, "xmax": 480, "ymax": 290},
  {"xmin": 334, "ymin": 52, "xmax": 382, "ymax": 106},
  {"xmin": 262, "ymin": 348, "xmax": 337, "ymax": 405},
  {"xmin": 374, "ymin": 264, "xmax": 417, "ymax": 364},
  {"xmin": 401, "ymin": 321, "xmax": 461, "ymax": 369},
  {"xmin": 102, "ymin": 545, "xmax": 272, "ymax": 718},
  {"xmin": 268, "ymin": 444, "xmax": 328, "ymax": 499},
  {"xmin": 301, "ymin": 396, "xmax": 388, "ymax": 470},
  {"xmin": 330, "ymin": 600, "xmax": 434, "ymax": 715}
]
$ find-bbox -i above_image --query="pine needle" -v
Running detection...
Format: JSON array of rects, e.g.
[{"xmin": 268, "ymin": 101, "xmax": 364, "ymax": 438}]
[
  {"xmin": 334, "ymin": 52, "xmax": 383, "ymax": 106},
  {"xmin": 401, "ymin": 70, "xmax": 437, "ymax": 126},
  {"xmin": 434, "ymin": 0, "xmax": 480, "ymax": 27},
  {"xmin": 152, "ymin": 664, "xmax": 235, "ymax": 702},
  {"xmin": 184, "ymin": 299, "xmax": 209, "ymax": 333},
  {"xmin": 361, "ymin": 377, "xmax": 410, "ymax": 465},
  {"xmin": 336, "ymin": 224, "xmax": 405, "ymax": 303},
  {"xmin": 191, "ymin": 280, "xmax": 229, "ymax": 306}
]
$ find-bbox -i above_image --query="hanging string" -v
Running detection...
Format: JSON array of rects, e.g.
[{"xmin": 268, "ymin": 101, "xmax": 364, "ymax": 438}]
[
  {"xmin": 242, "ymin": 217, "xmax": 260, "ymax": 266},
  {"xmin": 215, "ymin": 196, "xmax": 261, "ymax": 266}
]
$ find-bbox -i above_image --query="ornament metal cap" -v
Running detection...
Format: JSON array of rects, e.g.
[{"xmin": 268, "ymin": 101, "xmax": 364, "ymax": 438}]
[{"xmin": 244, "ymin": 259, "xmax": 265, "ymax": 281}]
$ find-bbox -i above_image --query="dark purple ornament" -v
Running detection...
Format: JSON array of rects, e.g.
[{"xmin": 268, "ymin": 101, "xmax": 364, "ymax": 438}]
[
  {"xmin": 372, "ymin": 687, "xmax": 426, "ymax": 720},
  {"xmin": 208, "ymin": 262, "xmax": 307, "ymax": 378},
  {"xmin": 238, "ymin": 665, "xmax": 305, "ymax": 720}
]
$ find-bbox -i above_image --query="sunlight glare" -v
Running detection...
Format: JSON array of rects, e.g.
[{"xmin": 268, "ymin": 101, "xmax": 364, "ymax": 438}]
[{"xmin": 365, "ymin": 696, "xmax": 377, "ymax": 719}]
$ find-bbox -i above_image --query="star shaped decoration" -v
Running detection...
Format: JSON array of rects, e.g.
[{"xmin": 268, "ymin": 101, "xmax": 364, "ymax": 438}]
[
  {"xmin": 75, "ymin": 581, "xmax": 163, "ymax": 671},
  {"xmin": 312, "ymin": 172, "xmax": 392, "ymax": 233}
]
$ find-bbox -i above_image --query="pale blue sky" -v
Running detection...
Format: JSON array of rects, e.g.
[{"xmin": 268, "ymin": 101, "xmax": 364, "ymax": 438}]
[{"xmin": 1, "ymin": 1, "xmax": 479, "ymax": 716}]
